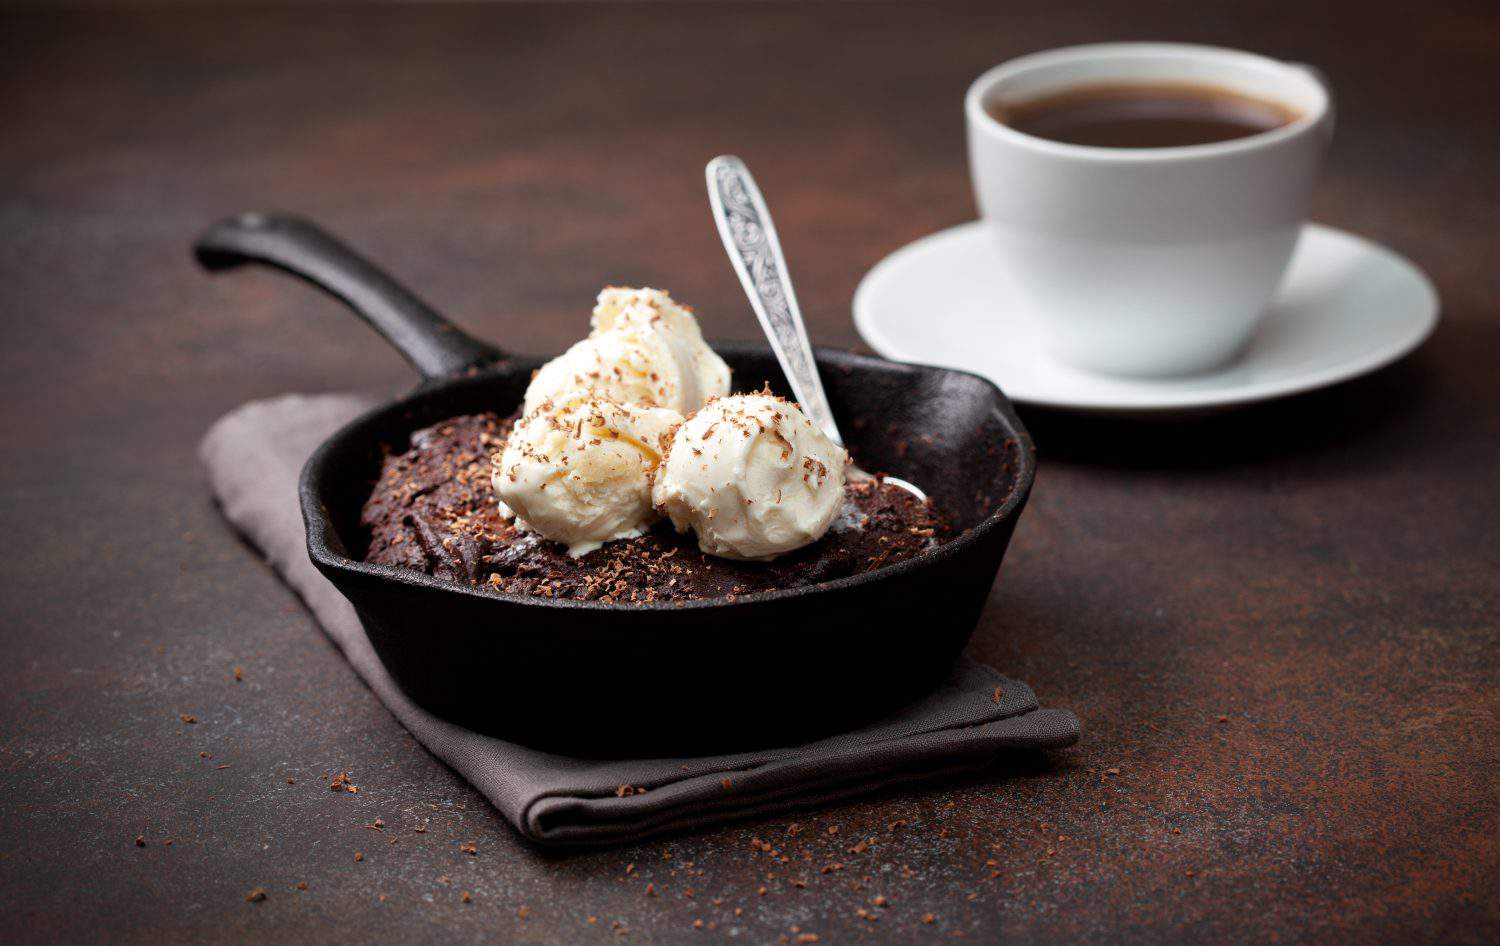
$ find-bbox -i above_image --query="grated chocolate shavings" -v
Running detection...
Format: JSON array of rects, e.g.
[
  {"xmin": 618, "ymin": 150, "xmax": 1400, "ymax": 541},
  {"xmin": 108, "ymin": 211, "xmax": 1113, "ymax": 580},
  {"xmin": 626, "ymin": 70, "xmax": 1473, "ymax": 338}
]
[{"xmin": 360, "ymin": 411, "xmax": 955, "ymax": 603}]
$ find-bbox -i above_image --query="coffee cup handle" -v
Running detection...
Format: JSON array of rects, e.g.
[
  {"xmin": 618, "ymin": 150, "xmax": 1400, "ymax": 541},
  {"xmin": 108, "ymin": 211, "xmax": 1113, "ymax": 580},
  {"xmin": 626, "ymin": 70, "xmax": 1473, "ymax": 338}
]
[{"xmin": 1288, "ymin": 62, "xmax": 1335, "ymax": 144}]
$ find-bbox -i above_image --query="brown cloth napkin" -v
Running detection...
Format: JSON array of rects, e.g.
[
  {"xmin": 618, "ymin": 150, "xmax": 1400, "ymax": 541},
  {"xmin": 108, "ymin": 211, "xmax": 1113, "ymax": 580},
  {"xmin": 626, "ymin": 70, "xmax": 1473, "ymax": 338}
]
[{"xmin": 200, "ymin": 393, "xmax": 1079, "ymax": 847}]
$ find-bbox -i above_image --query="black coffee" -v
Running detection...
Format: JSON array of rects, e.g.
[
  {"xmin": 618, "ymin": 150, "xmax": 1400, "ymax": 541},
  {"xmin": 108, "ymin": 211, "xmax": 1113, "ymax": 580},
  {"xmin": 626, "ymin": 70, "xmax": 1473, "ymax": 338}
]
[{"xmin": 988, "ymin": 81, "xmax": 1299, "ymax": 148}]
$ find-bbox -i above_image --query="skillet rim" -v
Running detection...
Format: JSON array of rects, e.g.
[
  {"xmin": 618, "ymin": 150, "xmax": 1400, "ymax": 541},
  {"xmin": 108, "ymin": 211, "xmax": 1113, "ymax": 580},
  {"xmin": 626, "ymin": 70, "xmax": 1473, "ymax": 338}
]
[{"xmin": 300, "ymin": 343, "xmax": 1035, "ymax": 613}]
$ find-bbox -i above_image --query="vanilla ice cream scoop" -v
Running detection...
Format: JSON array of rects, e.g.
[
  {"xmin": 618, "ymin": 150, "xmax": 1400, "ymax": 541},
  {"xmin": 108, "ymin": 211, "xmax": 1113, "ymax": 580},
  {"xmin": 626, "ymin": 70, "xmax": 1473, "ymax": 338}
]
[
  {"xmin": 653, "ymin": 392, "xmax": 848, "ymax": 561},
  {"xmin": 522, "ymin": 287, "xmax": 730, "ymax": 416},
  {"xmin": 493, "ymin": 396, "xmax": 682, "ymax": 557}
]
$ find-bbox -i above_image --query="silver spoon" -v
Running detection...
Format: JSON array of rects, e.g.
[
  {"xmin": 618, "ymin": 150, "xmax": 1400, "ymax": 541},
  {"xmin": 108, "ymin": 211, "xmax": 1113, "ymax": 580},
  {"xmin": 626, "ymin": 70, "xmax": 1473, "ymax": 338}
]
[{"xmin": 706, "ymin": 155, "xmax": 926, "ymax": 501}]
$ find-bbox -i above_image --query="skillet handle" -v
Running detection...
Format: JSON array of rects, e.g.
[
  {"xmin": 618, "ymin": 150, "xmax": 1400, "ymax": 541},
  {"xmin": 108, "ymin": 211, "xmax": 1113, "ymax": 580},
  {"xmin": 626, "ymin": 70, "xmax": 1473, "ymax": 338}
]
[{"xmin": 193, "ymin": 212, "xmax": 505, "ymax": 381}]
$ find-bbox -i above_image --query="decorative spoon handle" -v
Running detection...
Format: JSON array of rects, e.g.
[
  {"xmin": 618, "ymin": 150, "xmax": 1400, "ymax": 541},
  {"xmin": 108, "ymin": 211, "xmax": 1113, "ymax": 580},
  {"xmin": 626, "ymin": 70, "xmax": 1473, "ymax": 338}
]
[{"xmin": 706, "ymin": 155, "xmax": 845, "ymax": 447}]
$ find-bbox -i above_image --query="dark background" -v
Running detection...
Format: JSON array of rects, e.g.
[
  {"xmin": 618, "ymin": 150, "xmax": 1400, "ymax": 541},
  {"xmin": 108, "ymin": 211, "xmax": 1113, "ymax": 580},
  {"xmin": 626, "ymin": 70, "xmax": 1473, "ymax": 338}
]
[{"xmin": 1, "ymin": 2, "xmax": 1495, "ymax": 943}]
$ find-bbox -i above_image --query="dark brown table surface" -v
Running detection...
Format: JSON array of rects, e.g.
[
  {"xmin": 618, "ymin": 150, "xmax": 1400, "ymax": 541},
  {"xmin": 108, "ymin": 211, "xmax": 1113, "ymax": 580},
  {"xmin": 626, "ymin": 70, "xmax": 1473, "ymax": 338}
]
[{"xmin": 2, "ymin": 2, "xmax": 1496, "ymax": 943}]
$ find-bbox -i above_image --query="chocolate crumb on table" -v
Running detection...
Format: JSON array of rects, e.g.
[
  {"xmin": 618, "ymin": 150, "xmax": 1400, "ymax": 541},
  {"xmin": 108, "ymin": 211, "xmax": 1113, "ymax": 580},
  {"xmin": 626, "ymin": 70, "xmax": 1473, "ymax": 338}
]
[{"xmin": 360, "ymin": 412, "xmax": 951, "ymax": 602}]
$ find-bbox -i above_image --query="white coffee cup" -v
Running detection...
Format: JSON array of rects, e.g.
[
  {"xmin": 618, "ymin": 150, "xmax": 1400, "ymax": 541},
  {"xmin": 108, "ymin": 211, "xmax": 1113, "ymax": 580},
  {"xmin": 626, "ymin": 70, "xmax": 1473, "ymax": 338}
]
[{"xmin": 966, "ymin": 43, "xmax": 1333, "ymax": 377}]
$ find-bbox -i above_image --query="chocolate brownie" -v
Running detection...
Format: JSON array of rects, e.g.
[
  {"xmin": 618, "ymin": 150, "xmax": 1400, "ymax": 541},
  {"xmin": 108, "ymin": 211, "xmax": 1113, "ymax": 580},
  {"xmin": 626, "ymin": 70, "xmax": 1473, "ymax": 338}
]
[{"xmin": 360, "ymin": 412, "xmax": 950, "ymax": 603}]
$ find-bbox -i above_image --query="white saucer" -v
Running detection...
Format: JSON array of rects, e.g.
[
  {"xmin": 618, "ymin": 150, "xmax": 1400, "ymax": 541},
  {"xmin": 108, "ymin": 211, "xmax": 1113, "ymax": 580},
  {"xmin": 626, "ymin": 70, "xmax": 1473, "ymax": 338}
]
[{"xmin": 853, "ymin": 221, "xmax": 1438, "ymax": 414}]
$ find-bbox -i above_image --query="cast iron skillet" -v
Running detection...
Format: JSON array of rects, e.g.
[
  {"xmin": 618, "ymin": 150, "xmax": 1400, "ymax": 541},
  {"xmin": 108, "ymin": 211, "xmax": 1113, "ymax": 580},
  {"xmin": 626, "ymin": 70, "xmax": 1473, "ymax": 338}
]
[{"xmin": 195, "ymin": 212, "xmax": 1036, "ymax": 757}]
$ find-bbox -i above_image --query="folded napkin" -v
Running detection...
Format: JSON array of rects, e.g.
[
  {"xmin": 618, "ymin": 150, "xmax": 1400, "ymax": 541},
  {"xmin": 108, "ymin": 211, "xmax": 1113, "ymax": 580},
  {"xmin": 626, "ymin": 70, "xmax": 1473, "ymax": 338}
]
[{"xmin": 200, "ymin": 393, "xmax": 1079, "ymax": 847}]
